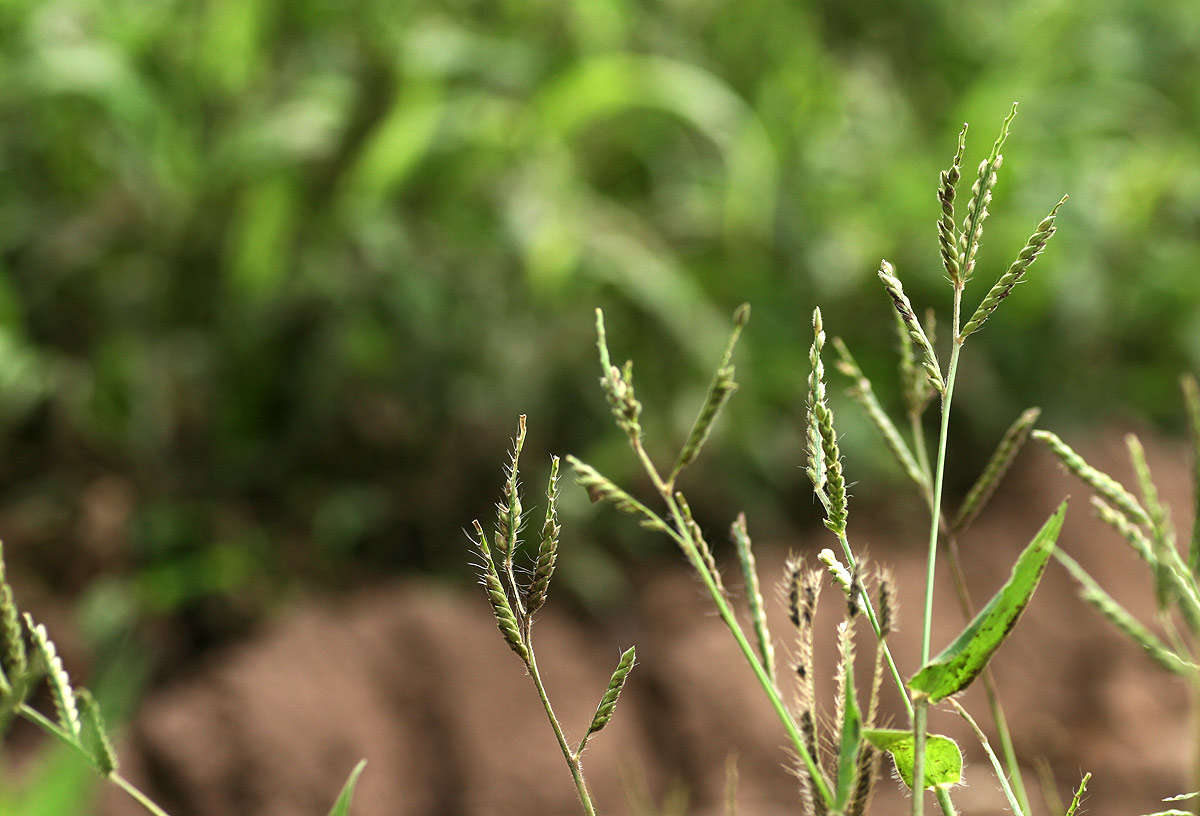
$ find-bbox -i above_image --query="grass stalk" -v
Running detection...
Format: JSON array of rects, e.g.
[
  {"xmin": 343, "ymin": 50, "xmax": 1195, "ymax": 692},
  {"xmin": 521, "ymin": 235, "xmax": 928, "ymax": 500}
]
[
  {"xmin": 526, "ymin": 649, "xmax": 599, "ymax": 816},
  {"xmin": 633, "ymin": 438, "xmax": 835, "ymax": 809},
  {"xmin": 913, "ymin": 287, "xmax": 964, "ymax": 816}
]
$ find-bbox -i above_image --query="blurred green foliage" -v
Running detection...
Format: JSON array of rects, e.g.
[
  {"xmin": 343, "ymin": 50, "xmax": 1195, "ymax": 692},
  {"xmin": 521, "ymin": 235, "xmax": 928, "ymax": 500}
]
[{"xmin": 0, "ymin": 0, "xmax": 1197, "ymax": 630}]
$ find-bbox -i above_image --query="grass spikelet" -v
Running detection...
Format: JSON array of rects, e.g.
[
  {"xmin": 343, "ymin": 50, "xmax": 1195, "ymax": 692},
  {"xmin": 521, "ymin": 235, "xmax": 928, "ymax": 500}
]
[
  {"xmin": 731, "ymin": 513, "xmax": 775, "ymax": 683},
  {"xmin": 958, "ymin": 103, "xmax": 1017, "ymax": 283},
  {"xmin": 76, "ymin": 688, "xmax": 118, "ymax": 776},
  {"xmin": 876, "ymin": 568, "xmax": 896, "ymax": 640},
  {"xmin": 472, "ymin": 521, "xmax": 530, "ymax": 663},
  {"xmin": 1056, "ymin": 551, "xmax": 1193, "ymax": 676},
  {"xmin": 1033, "ymin": 429, "xmax": 1152, "ymax": 529},
  {"xmin": 494, "ymin": 415, "xmax": 528, "ymax": 559},
  {"xmin": 676, "ymin": 492, "xmax": 724, "ymax": 595},
  {"xmin": 0, "ymin": 541, "xmax": 27, "ymax": 684},
  {"xmin": 938, "ymin": 123, "xmax": 968, "ymax": 285},
  {"xmin": 952, "ymin": 407, "xmax": 1041, "ymax": 533},
  {"xmin": 584, "ymin": 646, "xmax": 636, "ymax": 741},
  {"xmin": 818, "ymin": 548, "xmax": 854, "ymax": 600},
  {"xmin": 1182, "ymin": 374, "xmax": 1200, "ymax": 577},
  {"xmin": 671, "ymin": 304, "xmax": 748, "ymax": 481},
  {"xmin": 960, "ymin": 195, "xmax": 1067, "ymax": 338},
  {"xmin": 833, "ymin": 619, "xmax": 861, "ymax": 809},
  {"xmin": 1092, "ymin": 496, "xmax": 1155, "ymax": 564},
  {"xmin": 1125, "ymin": 434, "xmax": 1176, "ymax": 610},
  {"xmin": 809, "ymin": 309, "xmax": 848, "ymax": 533},
  {"xmin": 526, "ymin": 456, "xmax": 561, "ymax": 616},
  {"xmin": 832, "ymin": 338, "xmax": 926, "ymax": 490},
  {"xmin": 876, "ymin": 261, "xmax": 944, "ymax": 395},
  {"xmin": 565, "ymin": 456, "xmax": 671, "ymax": 534},
  {"xmin": 25, "ymin": 614, "xmax": 81, "ymax": 738},
  {"xmin": 594, "ymin": 309, "xmax": 643, "ymax": 442}
]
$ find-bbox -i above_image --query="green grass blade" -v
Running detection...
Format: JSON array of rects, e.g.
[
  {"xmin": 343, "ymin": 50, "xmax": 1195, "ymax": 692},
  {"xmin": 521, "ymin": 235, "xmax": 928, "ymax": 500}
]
[
  {"xmin": 863, "ymin": 729, "xmax": 962, "ymax": 790},
  {"xmin": 909, "ymin": 502, "xmax": 1066, "ymax": 702},
  {"xmin": 326, "ymin": 759, "xmax": 367, "ymax": 816}
]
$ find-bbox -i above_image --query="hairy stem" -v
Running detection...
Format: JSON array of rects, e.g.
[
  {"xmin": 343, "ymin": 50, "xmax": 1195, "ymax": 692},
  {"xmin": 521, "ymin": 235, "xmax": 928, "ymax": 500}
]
[
  {"xmin": 914, "ymin": 286, "xmax": 964, "ymax": 816},
  {"xmin": 634, "ymin": 439, "xmax": 834, "ymax": 809},
  {"xmin": 526, "ymin": 649, "xmax": 598, "ymax": 816}
]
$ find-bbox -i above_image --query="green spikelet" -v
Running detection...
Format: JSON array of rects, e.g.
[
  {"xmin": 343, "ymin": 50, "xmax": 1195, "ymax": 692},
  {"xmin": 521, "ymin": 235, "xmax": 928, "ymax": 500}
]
[
  {"xmin": 0, "ymin": 541, "xmax": 27, "ymax": 685},
  {"xmin": 1033, "ymin": 430, "xmax": 1152, "ymax": 529},
  {"xmin": 672, "ymin": 304, "xmax": 748, "ymax": 480},
  {"xmin": 566, "ymin": 456, "xmax": 671, "ymax": 534},
  {"xmin": 952, "ymin": 407, "xmax": 1041, "ymax": 533},
  {"xmin": 526, "ymin": 456, "xmax": 561, "ymax": 616},
  {"xmin": 958, "ymin": 103, "xmax": 1017, "ymax": 283},
  {"xmin": 961, "ymin": 196, "xmax": 1067, "ymax": 338},
  {"xmin": 938, "ymin": 124, "xmax": 968, "ymax": 286},
  {"xmin": 877, "ymin": 261, "xmax": 944, "ymax": 395},
  {"xmin": 77, "ymin": 688, "xmax": 119, "ymax": 776},
  {"xmin": 1183, "ymin": 374, "xmax": 1200, "ymax": 578},
  {"xmin": 584, "ymin": 646, "xmax": 636, "ymax": 741},
  {"xmin": 25, "ymin": 614, "xmax": 81, "ymax": 737},
  {"xmin": 494, "ymin": 415, "xmax": 528, "ymax": 560},
  {"xmin": 594, "ymin": 309, "xmax": 643, "ymax": 442},
  {"xmin": 472, "ymin": 522, "xmax": 529, "ymax": 663},
  {"xmin": 731, "ymin": 513, "xmax": 775, "ymax": 683},
  {"xmin": 808, "ymin": 309, "xmax": 848, "ymax": 533},
  {"xmin": 832, "ymin": 337, "xmax": 926, "ymax": 491}
]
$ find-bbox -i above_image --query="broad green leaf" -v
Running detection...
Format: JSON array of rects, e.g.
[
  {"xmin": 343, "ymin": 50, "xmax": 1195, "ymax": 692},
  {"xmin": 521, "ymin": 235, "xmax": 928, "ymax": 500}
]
[
  {"xmin": 327, "ymin": 759, "xmax": 367, "ymax": 816},
  {"xmin": 909, "ymin": 501, "xmax": 1066, "ymax": 702},
  {"xmin": 863, "ymin": 729, "xmax": 962, "ymax": 790},
  {"xmin": 833, "ymin": 657, "xmax": 862, "ymax": 809}
]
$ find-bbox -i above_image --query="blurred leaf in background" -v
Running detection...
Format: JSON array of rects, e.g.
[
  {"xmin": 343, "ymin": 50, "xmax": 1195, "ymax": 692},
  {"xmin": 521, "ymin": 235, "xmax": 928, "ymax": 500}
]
[{"xmin": 0, "ymin": 0, "xmax": 1195, "ymax": 661}]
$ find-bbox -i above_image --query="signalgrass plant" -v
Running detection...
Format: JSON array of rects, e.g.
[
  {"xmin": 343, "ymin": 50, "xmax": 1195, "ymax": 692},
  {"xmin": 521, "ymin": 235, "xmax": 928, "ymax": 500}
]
[
  {"xmin": 469, "ymin": 106, "xmax": 1142, "ymax": 816},
  {"xmin": 0, "ymin": 540, "xmax": 368, "ymax": 814}
]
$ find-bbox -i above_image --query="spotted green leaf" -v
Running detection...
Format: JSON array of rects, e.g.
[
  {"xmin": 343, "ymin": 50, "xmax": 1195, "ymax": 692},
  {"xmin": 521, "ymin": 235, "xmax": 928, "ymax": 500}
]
[
  {"xmin": 863, "ymin": 729, "xmax": 962, "ymax": 790},
  {"xmin": 909, "ymin": 501, "xmax": 1066, "ymax": 702}
]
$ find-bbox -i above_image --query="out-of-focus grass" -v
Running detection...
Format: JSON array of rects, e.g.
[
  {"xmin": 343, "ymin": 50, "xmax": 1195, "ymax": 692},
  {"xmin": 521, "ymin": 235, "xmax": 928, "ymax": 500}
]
[{"xmin": 0, "ymin": 0, "xmax": 1196, "ymax": 625}]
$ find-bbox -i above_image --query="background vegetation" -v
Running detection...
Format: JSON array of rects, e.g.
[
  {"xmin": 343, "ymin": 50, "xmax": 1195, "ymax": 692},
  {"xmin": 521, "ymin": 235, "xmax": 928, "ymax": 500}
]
[{"xmin": 0, "ymin": 0, "xmax": 1198, "ymax": 779}]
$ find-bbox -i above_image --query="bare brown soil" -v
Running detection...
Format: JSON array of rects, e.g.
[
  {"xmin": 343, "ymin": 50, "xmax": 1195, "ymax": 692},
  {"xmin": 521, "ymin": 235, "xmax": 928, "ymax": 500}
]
[{"xmin": 100, "ymin": 433, "xmax": 1195, "ymax": 815}]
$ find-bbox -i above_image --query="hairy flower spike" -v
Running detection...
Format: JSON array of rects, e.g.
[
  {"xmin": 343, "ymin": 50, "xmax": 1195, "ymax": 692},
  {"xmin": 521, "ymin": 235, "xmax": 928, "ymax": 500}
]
[
  {"xmin": 732, "ymin": 513, "xmax": 775, "ymax": 682},
  {"xmin": 959, "ymin": 103, "xmax": 1018, "ymax": 282},
  {"xmin": 961, "ymin": 196, "xmax": 1067, "ymax": 338},
  {"xmin": 938, "ymin": 124, "xmax": 968, "ymax": 285},
  {"xmin": 808, "ymin": 309, "xmax": 848, "ymax": 533},
  {"xmin": 877, "ymin": 262, "xmax": 945, "ymax": 396},
  {"xmin": 526, "ymin": 456, "xmax": 561, "ymax": 616},
  {"xmin": 566, "ymin": 456, "xmax": 671, "ymax": 534},
  {"xmin": 77, "ymin": 688, "xmax": 118, "ymax": 776},
  {"xmin": 1033, "ymin": 429, "xmax": 1152, "ymax": 528},
  {"xmin": 0, "ymin": 541, "xmax": 27, "ymax": 684},
  {"xmin": 584, "ymin": 646, "xmax": 636, "ymax": 740},
  {"xmin": 472, "ymin": 521, "xmax": 529, "ymax": 663},
  {"xmin": 494, "ymin": 415, "xmax": 527, "ymax": 559},
  {"xmin": 594, "ymin": 309, "xmax": 643, "ymax": 442}
]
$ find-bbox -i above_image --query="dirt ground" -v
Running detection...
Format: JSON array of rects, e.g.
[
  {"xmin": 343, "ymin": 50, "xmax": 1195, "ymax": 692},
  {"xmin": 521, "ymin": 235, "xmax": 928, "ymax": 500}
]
[{"xmin": 98, "ymin": 433, "xmax": 1196, "ymax": 816}]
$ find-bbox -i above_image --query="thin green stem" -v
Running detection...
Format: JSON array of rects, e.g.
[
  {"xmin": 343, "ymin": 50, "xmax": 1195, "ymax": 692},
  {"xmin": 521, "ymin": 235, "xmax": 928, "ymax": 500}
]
[
  {"xmin": 911, "ymin": 413, "xmax": 932, "ymax": 488},
  {"xmin": 633, "ymin": 439, "xmax": 835, "ymax": 810},
  {"xmin": 17, "ymin": 704, "xmax": 173, "ymax": 816},
  {"xmin": 949, "ymin": 699, "xmax": 1025, "ymax": 816},
  {"xmin": 914, "ymin": 286, "xmax": 964, "ymax": 816},
  {"xmin": 526, "ymin": 648, "xmax": 598, "ymax": 816},
  {"xmin": 835, "ymin": 530, "xmax": 912, "ymax": 719}
]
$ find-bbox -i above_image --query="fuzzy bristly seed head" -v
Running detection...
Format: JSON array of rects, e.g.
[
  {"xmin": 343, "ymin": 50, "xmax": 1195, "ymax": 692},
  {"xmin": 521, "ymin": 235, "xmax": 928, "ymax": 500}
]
[
  {"xmin": 586, "ymin": 646, "xmax": 637, "ymax": 738},
  {"xmin": 0, "ymin": 541, "xmax": 28, "ymax": 681},
  {"xmin": 526, "ymin": 455, "xmax": 561, "ymax": 616},
  {"xmin": 594, "ymin": 309, "xmax": 643, "ymax": 441},
  {"xmin": 807, "ymin": 309, "xmax": 848, "ymax": 533},
  {"xmin": 938, "ymin": 123, "xmax": 968, "ymax": 285},
  {"xmin": 877, "ymin": 261, "xmax": 944, "ymax": 396},
  {"xmin": 961, "ymin": 195, "xmax": 1067, "ymax": 338},
  {"xmin": 876, "ymin": 568, "xmax": 896, "ymax": 639},
  {"xmin": 494, "ymin": 415, "xmax": 528, "ymax": 559}
]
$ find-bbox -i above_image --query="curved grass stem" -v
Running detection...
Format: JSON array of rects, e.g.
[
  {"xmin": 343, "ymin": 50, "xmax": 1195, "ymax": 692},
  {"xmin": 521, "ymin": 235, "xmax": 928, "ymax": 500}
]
[{"xmin": 526, "ymin": 648, "xmax": 599, "ymax": 816}]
